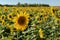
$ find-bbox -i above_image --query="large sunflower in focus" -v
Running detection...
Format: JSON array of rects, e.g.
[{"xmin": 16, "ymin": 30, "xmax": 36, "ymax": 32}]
[{"xmin": 13, "ymin": 11, "xmax": 29, "ymax": 31}]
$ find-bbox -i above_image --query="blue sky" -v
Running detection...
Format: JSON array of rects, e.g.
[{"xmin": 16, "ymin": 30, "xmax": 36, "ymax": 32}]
[{"xmin": 0, "ymin": 0, "xmax": 60, "ymax": 6}]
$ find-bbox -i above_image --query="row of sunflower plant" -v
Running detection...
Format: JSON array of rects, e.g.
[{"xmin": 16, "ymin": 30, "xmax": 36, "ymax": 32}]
[{"xmin": 0, "ymin": 6, "xmax": 60, "ymax": 40}]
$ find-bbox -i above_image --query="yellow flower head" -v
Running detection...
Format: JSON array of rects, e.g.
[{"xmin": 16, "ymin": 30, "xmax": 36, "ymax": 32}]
[
  {"xmin": 39, "ymin": 28, "xmax": 44, "ymax": 38},
  {"xmin": 1, "ymin": 15, "xmax": 6, "ymax": 20},
  {"xmin": 3, "ymin": 6, "xmax": 8, "ymax": 12},
  {"xmin": 13, "ymin": 11, "xmax": 29, "ymax": 31},
  {"xmin": 1, "ymin": 20, "xmax": 6, "ymax": 26},
  {"xmin": 7, "ymin": 13, "xmax": 13, "ymax": 20}
]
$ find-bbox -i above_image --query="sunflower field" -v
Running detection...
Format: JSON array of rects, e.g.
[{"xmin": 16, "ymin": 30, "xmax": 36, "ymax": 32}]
[{"xmin": 0, "ymin": 6, "xmax": 60, "ymax": 40}]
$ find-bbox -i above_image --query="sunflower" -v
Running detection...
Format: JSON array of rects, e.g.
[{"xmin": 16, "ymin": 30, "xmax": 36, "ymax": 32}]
[
  {"xmin": 13, "ymin": 11, "xmax": 29, "ymax": 31},
  {"xmin": 1, "ymin": 15, "xmax": 6, "ymax": 20},
  {"xmin": 39, "ymin": 28, "xmax": 44, "ymax": 38},
  {"xmin": 7, "ymin": 13, "xmax": 13, "ymax": 20},
  {"xmin": 3, "ymin": 6, "xmax": 8, "ymax": 12},
  {"xmin": 1, "ymin": 20, "xmax": 6, "ymax": 26}
]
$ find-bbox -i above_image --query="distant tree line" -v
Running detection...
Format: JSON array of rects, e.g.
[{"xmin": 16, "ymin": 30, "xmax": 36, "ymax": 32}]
[{"xmin": 0, "ymin": 2, "xmax": 50, "ymax": 7}]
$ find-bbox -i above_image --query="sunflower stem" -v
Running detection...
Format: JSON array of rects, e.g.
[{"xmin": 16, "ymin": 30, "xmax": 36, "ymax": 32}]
[{"xmin": 17, "ymin": 30, "xmax": 19, "ymax": 40}]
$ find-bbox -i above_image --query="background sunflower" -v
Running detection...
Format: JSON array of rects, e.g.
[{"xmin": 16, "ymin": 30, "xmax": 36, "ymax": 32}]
[{"xmin": 13, "ymin": 11, "xmax": 29, "ymax": 31}]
